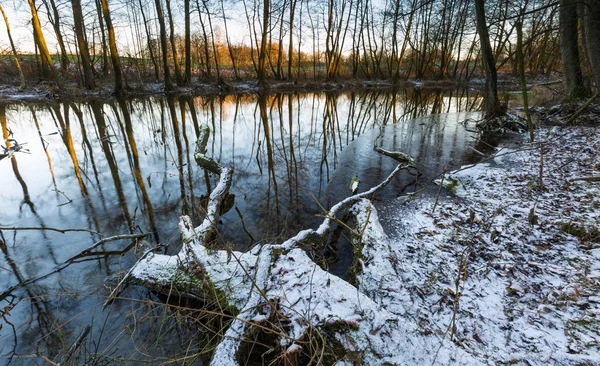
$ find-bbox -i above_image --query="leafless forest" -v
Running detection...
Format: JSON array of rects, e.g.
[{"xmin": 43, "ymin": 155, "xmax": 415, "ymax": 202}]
[{"xmin": 0, "ymin": 0, "xmax": 598, "ymax": 97}]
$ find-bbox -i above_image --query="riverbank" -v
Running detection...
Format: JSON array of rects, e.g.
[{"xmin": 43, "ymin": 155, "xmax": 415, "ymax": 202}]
[
  {"xmin": 124, "ymin": 107, "xmax": 599, "ymax": 365},
  {"xmin": 1, "ymin": 92, "xmax": 597, "ymax": 364},
  {"xmin": 0, "ymin": 75, "xmax": 560, "ymax": 103},
  {"xmin": 370, "ymin": 122, "xmax": 599, "ymax": 363},
  {"xmin": 0, "ymin": 79, "xmax": 459, "ymax": 103}
]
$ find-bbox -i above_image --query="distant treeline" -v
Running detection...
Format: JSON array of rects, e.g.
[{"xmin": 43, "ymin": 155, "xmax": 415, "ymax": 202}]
[{"xmin": 0, "ymin": 0, "xmax": 599, "ymax": 96}]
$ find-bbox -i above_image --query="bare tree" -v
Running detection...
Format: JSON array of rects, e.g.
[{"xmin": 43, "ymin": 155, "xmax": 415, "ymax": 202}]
[
  {"xmin": 474, "ymin": 0, "xmax": 502, "ymax": 117},
  {"xmin": 95, "ymin": 0, "xmax": 110, "ymax": 75},
  {"xmin": 257, "ymin": 0, "xmax": 270, "ymax": 86},
  {"xmin": 165, "ymin": 0, "xmax": 185, "ymax": 86},
  {"xmin": 27, "ymin": 0, "xmax": 61, "ymax": 86},
  {"xmin": 287, "ymin": 0, "xmax": 298, "ymax": 80},
  {"xmin": 325, "ymin": 0, "xmax": 353, "ymax": 79},
  {"xmin": 72, "ymin": 0, "xmax": 96, "ymax": 89},
  {"xmin": 154, "ymin": 0, "xmax": 173, "ymax": 89},
  {"xmin": 559, "ymin": 0, "xmax": 587, "ymax": 98},
  {"xmin": 0, "ymin": 4, "xmax": 25, "ymax": 89},
  {"xmin": 99, "ymin": 0, "xmax": 125, "ymax": 93},
  {"xmin": 42, "ymin": 0, "xmax": 69, "ymax": 74},
  {"xmin": 580, "ymin": 0, "xmax": 600, "ymax": 90},
  {"xmin": 139, "ymin": 0, "xmax": 160, "ymax": 81},
  {"xmin": 185, "ymin": 0, "xmax": 192, "ymax": 83}
]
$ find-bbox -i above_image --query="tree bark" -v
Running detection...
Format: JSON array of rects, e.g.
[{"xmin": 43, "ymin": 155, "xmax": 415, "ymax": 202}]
[
  {"xmin": 580, "ymin": 0, "xmax": 600, "ymax": 90},
  {"xmin": 99, "ymin": 0, "xmax": 124, "ymax": 94},
  {"xmin": 139, "ymin": 0, "xmax": 160, "ymax": 81},
  {"xmin": 44, "ymin": 0, "xmax": 69, "ymax": 74},
  {"xmin": 165, "ymin": 0, "xmax": 185, "ymax": 86},
  {"xmin": 95, "ymin": 0, "xmax": 110, "ymax": 76},
  {"xmin": 257, "ymin": 0, "xmax": 270, "ymax": 87},
  {"xmin": 559, "ymin": 0, "xmax": 587, "ymax": 99},
  {"xmin": 185, "ymin": 0, "xmax": 192, "ymax": 83},
  {"xmin": 474, "ymin": 0, "xmax": 502, "ymax": 117},
  {"xmin": 72, "ymin": 0, "xmax": 96, "ymax": 89},
  {"xmin": 27, "ymin": 0, "xmax": 61, "ymax": 86},
  {"xmin": 155, "ymin": 0, "xmax": 174, "ymax": 89},
  {"xmin": 123, "ymin": 136, "xmax": 459, "ymax": 365},
  {"xmin": 0, "ymin": 4, "xmax": 25, "ymax": 89}
]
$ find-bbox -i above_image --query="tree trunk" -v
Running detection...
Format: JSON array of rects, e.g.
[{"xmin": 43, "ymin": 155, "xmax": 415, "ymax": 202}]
[
  {"xmin": 516, "ymin": 20, "xmax": 534, "ymax": 142},
  {"xmin": 27, "ymin": 0, "xmax": 61, "ymax": 86},
  {"xmin": 165, "ymin": 0, "xmax": 185, "ymax": 86},
  {"xmin": 287, "ymin": 0, "xmax": 297, "ymax": 80},
  {"xmin": 44, "ymin": 0, "xmax": 69, "ymax": 74},
  {"xmin": 257, "ymin": 0, "xmax": 270, "ymax": 87},
  {"xmin": 0, "ymin": 4, "xmax": 25, "ymax": 89},
  {"xmin": 202, "ymin": 0, "xmax": 222, "ymax": 82},
  {"xmin": 559, "ymin": 0, "xmax": 587, "ymax": 99},
  {"xmin": 155, "ymin": 0, "xmax": 173, "ymax": 89},
  {"xmin": 139, "ymin": 0, "xmax": 160, "ymax": 81},
  {"xmin": 581, "ymin": 0, "xmax": 600, "ymax": 90},
  {"xmin": 99, "ymin": 0, "xmax": 124, "ymax": 94},
  {"xmin": 95, "ymin": 0, "xmax": 110, "ymax": 76},
  {"xmin": 185, "ymin": 0, "xmax": 192, "ymax": 83},
  {"xmin": 221, "ymin": 0, "xmax": 239, "ymax": 79},
  {"xmin": 195, "ymin": 0, "xmax": 212, "ymax": 80},
  {"xmin": 474, "ymin": 0, "xmax": 502, "ymax": 117},
  {"xmin": 120, "ymin": 135, "xmax": 468, "ymax": 366},
  {"xmin": 72, "ymin": 0, "xmax": 96, "ymax": 89}
]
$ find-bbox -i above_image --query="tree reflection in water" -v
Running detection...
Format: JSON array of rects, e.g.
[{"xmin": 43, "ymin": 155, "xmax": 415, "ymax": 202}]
[{"xmin": 0, "ymin": 88, "xmax": 485, "ymax": 363}]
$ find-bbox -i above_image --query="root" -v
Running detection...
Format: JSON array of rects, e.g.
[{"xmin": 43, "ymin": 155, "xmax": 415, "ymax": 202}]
[
  {"xmin": 476, "ymin": 112, "xmax": 528, "ymax": 133},
  {"xmin": 120, "ymin": 124, "xmax": 455, "ymax": 365}
]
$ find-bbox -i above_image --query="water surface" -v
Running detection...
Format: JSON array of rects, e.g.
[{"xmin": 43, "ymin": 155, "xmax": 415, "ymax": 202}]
[{"xmin": 0, "ymin": 88, "xmax": 485, "ymax": 364}]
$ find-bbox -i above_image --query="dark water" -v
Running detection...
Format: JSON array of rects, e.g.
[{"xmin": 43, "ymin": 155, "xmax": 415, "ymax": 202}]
[{"xmin": 0, "ymin": 88, "xmax": 485, "ymax": 364}]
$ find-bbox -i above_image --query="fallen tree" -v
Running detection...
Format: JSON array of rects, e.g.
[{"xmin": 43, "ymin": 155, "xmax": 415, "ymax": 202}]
[{"xmin": 118, "ymin": 124, "xmax": 476, "ymax": 365}]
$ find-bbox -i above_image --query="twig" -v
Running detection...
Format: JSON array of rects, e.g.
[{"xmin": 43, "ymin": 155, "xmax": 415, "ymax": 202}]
[
  {"xmin": 41, "ymin": 356, "xmax": 57, "ymax": 366},
  {"xmin": 432, "ymin": 164, "xmax": 448, "ymax": 214},
  {"xmin": 539, "ymin": 143, "xmax": 544, "ymax": 189},
  {"xmin": 569, "ymin": 176, "xmax": 600, "ymax": 182},
  {"xmin": 0, "ymin": 233, "xmax": 150, "ymax": 301},
  {"xmin": 432, "ymin": 248, "xmax": 469, "ymax": 365},
  {"xmin": 53, "ymin": 189, "xmax": 73, "ymax": 207},
  {"xmin": 103, "ymin": 247, "xmax": 157, "ymax": 309},
  {"xmin": 566, "ymin": 92, "xmax": 599, "ymax": 124},
  {"xmin": 61, "ymin": 324, "xmax": 91, "ymax": 364},
  {"xmin": 235, "ymin": 205, "xmax": 255, "ymax": 245},
  {"xmin": 65, "ymin": 233, "xmax": 150, "ymax": 262},
  {"xmin": 0, "ymin": 226, "xmax": 100, "ymax": 236},
  {"xmin": 468, "ymin": 146, "xmax": 486, "ymax": 156}
]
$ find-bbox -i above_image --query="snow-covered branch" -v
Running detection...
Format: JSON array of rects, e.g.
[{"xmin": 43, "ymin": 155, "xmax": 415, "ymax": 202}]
[{"xmin": 124, "ymin": 126, "xmax": 469, "ymax": 364}]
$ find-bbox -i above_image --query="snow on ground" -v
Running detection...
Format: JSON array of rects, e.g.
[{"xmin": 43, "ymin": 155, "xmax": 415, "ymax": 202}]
[
  {"xmin": 130, "ymin": 124, "xmax": 599, "ymax": 365},
  {"xmin": 373, "ymin": 126, "xmax": 600, "ymax": 364}
]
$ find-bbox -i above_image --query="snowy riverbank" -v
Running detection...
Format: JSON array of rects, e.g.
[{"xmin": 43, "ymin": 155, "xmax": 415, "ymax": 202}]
[
  {"xmin": 372, "ymin": 126, "xmax": 599, "ymax": 364},
  {"xmin": 136, "ymin": 124, "xmax": 599, "ymax": 365}
]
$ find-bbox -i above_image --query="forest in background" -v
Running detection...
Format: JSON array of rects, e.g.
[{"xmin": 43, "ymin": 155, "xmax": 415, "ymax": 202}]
[{"xmin": 0, "ymin": 0, "xmax": 598, "ymax": 95}]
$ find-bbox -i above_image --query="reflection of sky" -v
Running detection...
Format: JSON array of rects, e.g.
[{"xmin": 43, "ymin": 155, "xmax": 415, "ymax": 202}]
[{"xmin": 0, "ymin": 89, "xmax": 482, "ymax": 362}]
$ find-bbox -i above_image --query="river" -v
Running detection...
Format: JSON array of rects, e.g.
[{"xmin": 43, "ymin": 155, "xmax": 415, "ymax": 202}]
[{"xmin": 0, "ymin": 88, "xmax": 489, "ymax": 364}]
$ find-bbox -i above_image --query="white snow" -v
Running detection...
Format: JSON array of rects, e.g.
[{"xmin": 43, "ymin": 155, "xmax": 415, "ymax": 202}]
[
  {"xmin": 373, "ymin": 126, "xmax": 600, "ymax": 365},
  {"xmin": 130, "ymin": 126, "xmax": 600, "ymax": 365}
]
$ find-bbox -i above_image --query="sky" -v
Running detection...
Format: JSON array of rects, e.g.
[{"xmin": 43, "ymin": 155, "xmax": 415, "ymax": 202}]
[
  {"xmin": 1, "ymin": 3, "xmax": 36, "ymax": 52},
  {"xmin": 0, "ymin": 0, "xmax": 294, "ymax": 55}
]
